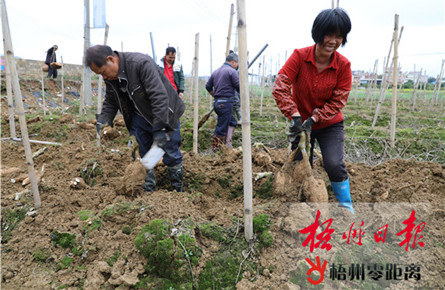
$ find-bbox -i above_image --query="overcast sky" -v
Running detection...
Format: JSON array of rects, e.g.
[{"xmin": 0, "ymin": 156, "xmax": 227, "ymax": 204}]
[{"xmin": 2, "ymin": 0, "xmax": 445, "ymax": 77}]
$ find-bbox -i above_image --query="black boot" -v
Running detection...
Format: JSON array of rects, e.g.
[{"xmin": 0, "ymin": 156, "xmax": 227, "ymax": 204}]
[
  {"xmin": 143, "ymin": 169, "xmax": 156, "ymax": 192},
  {"xmin": 168, "ymin": 163, "xmax": 183, "ymax": 192}
]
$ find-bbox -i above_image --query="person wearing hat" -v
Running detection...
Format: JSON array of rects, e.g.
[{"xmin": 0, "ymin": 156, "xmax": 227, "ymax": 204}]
[{"xmin": 45, "ymin": 45, "xmax": 58, "ymax": 78}]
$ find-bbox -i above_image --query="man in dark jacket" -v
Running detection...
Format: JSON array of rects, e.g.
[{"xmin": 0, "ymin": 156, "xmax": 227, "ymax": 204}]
[
  {"xmin": 45, "ymin": 45, "xmax": 58, "ymax": 79},
  {"xmin": 205, "ymin": 53, "xmax": 239, "ymax": 152},
  {"xmin": 158, "ymin": 47, "xmax": 185, "ymax": 98},
  {"xmin": 86, "ymin": 45, "xmax": 185, "ymax": 192}
]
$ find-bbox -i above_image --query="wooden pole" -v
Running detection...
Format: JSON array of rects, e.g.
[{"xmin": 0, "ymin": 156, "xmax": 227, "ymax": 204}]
[
  {"xmin": 192, "ymin": 33, "xmax": 200, "ymax": 153},
  {"xmin": 260, "ymin": 55, "xmax": 266, "ymax": 116},
  {"xmin": 1, "ymin": 0, "xmax": 41, "ymax": 208},
  {"xmin": 225, "ymin": 3, "xmax": 235, "ymax": 57},
  {"xmin": 237, "ymin": 0, "xmax": 253, "ymax": 242},
  {"xmin": 41, "ymin": 66, "xmax": 46, "ymax": 115},
  {"xmin": 3, "ymin": 46, "xmax": 16, "ymax": 138},
  {"xmin": 61, "ymin": 56, "xmax": 64, "ymax": 109},
  {"xmin": 390, "ymin": 14, "xmax": 399, "ymax": 149}
]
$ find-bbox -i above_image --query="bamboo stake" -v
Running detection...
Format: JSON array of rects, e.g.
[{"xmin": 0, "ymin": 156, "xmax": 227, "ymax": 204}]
[
  {"xmin": 3, "ymin": 52, "xmax": 16, "ymax": 138},
  {"xmin": 41, "ymin": 66, "xmax": 46, "ymax": 116},
  {"xmin": 411, "ymin": 68, "xmax": 422, "ymax": 111},
  {"xmin": 370, "ymin": 60, "xmax": 379, "ymax": 106},
  {"xmin": 189, "ymin": 62, "xmax": 194, "ymax": 104},
  {"xmin": 225, "ymin": 4, "xmax": 235, "ymax": 57},
  {"xmin": 209, "ymin": 34, "xmax": 213, "ymax": 109},
  {"xmin": 192, "ymin": 33, "xmax": 200, "ymax": 153},
  {"xmin": 390, "ymin": 14, "xmax": 399, "ymax": 149},
  {"xmin": 1, "ymin": 0, "xmax": 40, "ymax": 208},
  {"xmin": 61, "ymin": 56, "xmax": 64, "ymax": 109},
  {"xmin": 5, "ymin": 137, "xmax": 62, "ymax": 146},
  {"xmin": 366, "ymin": 59, "xmax": 378, "ymax": 103},
  {"xmin": 260, "ymin": 55, "xmax": 266, "ymax": 116},
  {"xmin": 430, "ymin": 59, "xmax": 444, "ymax": 107},
  {"xmin": 422, "ymin": 71, "xmax": 428, "ymax": 103},
  {"xmin": 237, "ymin": 0, "xmax": 253, "ymax": 242},
  {"xmin": 372, "ymin": 26, "xmax": 403, "ymax": 128}
]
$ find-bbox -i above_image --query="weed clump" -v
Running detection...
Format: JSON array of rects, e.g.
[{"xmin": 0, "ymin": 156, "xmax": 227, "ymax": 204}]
[
  {"xmin": 33, "ymin": 248, "xmax": 50, "ymax": 263},
  {"xmin": 256, "ymin": 176, "xmax": 274, "ymax": 199},
  {"xmin": 134, "ymin": 219, "xmax": 202, "ymax": 289},
  {"xmin": 51, "ymin": 231, "xmax": 76, "ymax": 249},
  {"xmin": 197, "ymin": 221, "xmax": 228, "ymax": 242},
  {"xmin": 1, "ymin": 207, "xmax": 27, "ymax": 243},
  {"xmin": 253, "ymin": 214, "xmax": 274, "ymax": 249},
  {"xmin": 80, "ymin": 159, "xmax": 102, "ymax": 186}
]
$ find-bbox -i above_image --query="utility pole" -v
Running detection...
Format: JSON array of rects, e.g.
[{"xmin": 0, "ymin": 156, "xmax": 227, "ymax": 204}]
[
  {"xmin": 83, "ymin": 0, "xmax": 92, "ymax": 109},
  {"xmin": 97, "ymin": 24, "xmax": 109, "ymax": 146},
  {"xmin": 150, "ymin": 32, "xmax": 157, "ymax": 62}
]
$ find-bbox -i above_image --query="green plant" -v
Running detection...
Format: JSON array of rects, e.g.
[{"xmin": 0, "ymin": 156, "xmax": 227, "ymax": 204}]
[
  {"xmin": 1, "ymin": 207, "xmax": 27, "ymax": 243},
  {"xmin": 56, "ymin": 256, "xmax": 73, "ymax": 271},
  {"xmin": 197, "ymin": 222, "xmax": 227, "ymax": 243},
  {"xmin": 106, "ymin": 250, "xmax": 121, "ymax": 266},
  {"xmin": 80, "ymin": 160, "xmax": 102, "ymax": 187},
  {"xmin": 255, "ymin": 176, "xmax": 274, "ymax": 199},
  {"xmin": 33, "ymin": 248, "xmax": 50, "ymax": 263},
  {"xmin": 253, "ymin": 214, "xmax": 272, "ymax": 233},
  {"xmin": 77, "ymin": 210, "xmax": 95, "ymax": 221},
  {"xmin": 122, "ymin": 225, "xmax": 132, "ymax": 235},
  {"xmin": 51, "ymin": 231, "xmax": 76, "ymax": 249}
]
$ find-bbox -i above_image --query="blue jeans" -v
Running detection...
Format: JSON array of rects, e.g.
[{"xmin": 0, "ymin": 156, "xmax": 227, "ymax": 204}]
[
  {"xmin": 292, "ymin": 121, "xmax": 348, "ymax": 182},
  {"xmin": 130, "ymin": 114, "xmax": 182, "ymax": 167},
  {"xmin": 213, "ymin": 97, "xmax": 237, "ymax": 136}
]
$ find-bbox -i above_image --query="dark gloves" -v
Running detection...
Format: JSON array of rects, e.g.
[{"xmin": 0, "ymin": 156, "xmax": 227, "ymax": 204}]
[
  {"xmin": 153, "ymin": 129, "xmax": 171, "ymax": 148},
  {"xmin": 96, "ymin": 122, "xmax": 105, "ymax": 136},
  {"xmin": 302, "ymin": 117, "xmax": 315, "ymax": 135},
  {"xmin": 286, "ymin": 116, "xmax": 303, "ymax": 142}
]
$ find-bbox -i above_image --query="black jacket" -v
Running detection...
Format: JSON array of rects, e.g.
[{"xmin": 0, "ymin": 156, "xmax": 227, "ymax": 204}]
[
  {"xmin": 98, "ymin": 51, "xmax": 185, "ymax": 132},
  {"xmin": 45, "ymin": 47, "xmax": 57, "ymax": 64}
]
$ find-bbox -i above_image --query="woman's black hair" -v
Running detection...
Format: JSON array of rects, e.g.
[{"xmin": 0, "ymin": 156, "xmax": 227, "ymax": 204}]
[
  {"xmin": 85, "ymin": 45, "xmax": 114, "ymax": 67},
  {"xmin": 311, "ymin": 8, "xmax": 351, "ymax": 46}
]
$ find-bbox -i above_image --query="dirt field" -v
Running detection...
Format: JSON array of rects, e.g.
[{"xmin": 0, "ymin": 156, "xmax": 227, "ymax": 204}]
[{"xmin": 1, "ymin": 79, "xmax": 444, "ymax": 289}]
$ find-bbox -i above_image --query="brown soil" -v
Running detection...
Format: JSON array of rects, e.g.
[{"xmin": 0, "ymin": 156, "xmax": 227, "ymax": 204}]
[{"xmin": 1, "ymin": 80, "xmax": 444, "ymax": 289}]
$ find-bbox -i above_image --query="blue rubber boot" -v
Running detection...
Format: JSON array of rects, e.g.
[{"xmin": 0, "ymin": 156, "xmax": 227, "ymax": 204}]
[{"xmin": 331, "ymin": 178, "xmax": 354, "ymax": 214}]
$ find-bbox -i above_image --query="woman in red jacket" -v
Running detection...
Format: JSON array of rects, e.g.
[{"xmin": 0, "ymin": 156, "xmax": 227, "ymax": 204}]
[{"xmin": 272, "ymin": 8, "xmax": 354, "ymax": 213}]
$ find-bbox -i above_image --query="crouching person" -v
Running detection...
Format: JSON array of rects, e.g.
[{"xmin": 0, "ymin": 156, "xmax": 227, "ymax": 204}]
[{"xmin": 86, "ymin": 45, "xmax": 185, "ymax": 192}]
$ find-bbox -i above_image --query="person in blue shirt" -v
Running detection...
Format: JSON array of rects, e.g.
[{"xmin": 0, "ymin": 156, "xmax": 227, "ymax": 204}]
[{"xmin": 205, "ymin": 53, "xmax": 240, "ymax": 152}]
